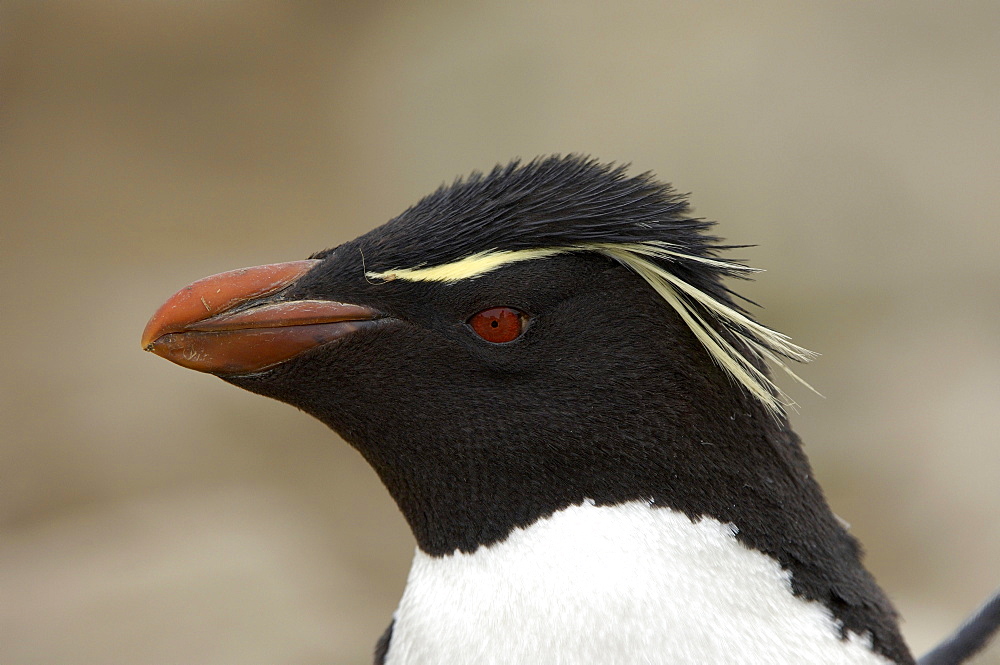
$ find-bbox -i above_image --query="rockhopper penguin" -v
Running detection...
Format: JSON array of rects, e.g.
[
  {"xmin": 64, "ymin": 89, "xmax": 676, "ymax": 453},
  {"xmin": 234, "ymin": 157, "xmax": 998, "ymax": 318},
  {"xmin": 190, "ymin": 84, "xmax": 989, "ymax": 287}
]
[{"xmin": 142, "ymin": 156, "xmax": 993, "ymax": 664}]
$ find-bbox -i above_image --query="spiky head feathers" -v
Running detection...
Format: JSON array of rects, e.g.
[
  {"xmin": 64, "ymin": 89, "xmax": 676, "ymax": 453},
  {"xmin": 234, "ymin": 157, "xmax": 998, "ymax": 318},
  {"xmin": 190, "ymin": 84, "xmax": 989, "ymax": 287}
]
[{"xmin": 317, "ymin": 155, "xmax": 814, "ymax": 414}]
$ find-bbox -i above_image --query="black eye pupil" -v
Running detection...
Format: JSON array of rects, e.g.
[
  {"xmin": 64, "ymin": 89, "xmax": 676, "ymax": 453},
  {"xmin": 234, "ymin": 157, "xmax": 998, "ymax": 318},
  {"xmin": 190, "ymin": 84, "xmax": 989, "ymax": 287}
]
[{"xmin": 491, "ymin": 321, "xmax": 498, "ymax": 327}]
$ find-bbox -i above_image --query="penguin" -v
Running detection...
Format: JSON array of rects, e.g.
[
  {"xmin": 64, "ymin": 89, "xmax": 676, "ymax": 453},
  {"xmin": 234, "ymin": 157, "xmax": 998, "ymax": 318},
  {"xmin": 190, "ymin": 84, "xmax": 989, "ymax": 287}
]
[{"xmin": 142, "ymin": 156, "xmax": 997, "ymax": 664}]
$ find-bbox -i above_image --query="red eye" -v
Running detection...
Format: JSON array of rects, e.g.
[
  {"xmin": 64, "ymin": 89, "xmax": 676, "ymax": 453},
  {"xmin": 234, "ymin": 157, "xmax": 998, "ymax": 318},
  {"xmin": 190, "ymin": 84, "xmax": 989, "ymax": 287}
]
[{"xmin": 468, "ymin": 307, "xmax": 527, "ymax": 344}]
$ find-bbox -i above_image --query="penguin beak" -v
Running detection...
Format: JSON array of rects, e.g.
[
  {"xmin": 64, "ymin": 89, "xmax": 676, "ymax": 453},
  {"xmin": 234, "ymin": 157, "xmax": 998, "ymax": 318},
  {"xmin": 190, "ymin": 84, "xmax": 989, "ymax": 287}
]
[{"xmin": 142, "ymin": 260, "xmax": 381, "ymax": 375}]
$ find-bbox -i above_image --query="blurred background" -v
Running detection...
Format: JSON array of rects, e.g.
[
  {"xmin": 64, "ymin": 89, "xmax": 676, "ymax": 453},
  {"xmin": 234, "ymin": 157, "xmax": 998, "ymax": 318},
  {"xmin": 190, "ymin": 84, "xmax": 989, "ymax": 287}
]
[{"xmin": 2, "ymin": 2, "xmax": 998, "ymax": 663}]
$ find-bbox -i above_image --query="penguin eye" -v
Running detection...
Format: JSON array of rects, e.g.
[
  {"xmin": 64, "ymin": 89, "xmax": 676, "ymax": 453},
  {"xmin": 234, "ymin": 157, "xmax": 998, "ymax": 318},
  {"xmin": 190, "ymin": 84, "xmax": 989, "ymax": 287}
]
[{"xmin": 468, "ymin": 307, "xmax": 528, "ymax": 344}]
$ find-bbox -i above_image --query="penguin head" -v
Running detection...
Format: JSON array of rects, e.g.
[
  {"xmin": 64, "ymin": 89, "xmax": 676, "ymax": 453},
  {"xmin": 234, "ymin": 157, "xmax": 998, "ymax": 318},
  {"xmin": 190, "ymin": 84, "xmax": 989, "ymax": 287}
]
[
  {"xmin": 142, "ymin": 156, "xmax": 918, "ymax": 664},
  {"xmin": 142, "ymin": 155, "xmax": 815, "ymax": 552}
]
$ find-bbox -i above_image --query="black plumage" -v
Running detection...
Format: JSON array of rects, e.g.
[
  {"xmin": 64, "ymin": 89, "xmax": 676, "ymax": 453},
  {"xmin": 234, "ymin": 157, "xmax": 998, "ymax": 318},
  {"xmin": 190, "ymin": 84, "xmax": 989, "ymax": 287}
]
[
  {"xmin": 146, "ymin": 155, "xmax": 920, "ymax": 663},
  {"xmin": 310, "ymin": 156, "xmax": 747, "ymax": 319}
]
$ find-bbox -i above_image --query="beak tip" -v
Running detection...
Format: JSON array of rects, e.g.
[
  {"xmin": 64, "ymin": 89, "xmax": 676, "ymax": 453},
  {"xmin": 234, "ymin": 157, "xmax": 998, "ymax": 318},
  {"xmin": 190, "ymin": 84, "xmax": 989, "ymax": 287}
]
[
  {"xmin": 140, "ymin": 319, "xmax": 165, "ymax": 352},
  {"xmin": 141, "ymin": 259, "xmax": 321, "ymax": 361}
]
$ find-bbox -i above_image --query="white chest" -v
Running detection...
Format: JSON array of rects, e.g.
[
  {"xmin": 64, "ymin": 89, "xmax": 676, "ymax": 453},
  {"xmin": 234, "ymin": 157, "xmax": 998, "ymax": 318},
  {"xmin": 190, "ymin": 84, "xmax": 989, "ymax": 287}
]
[{"xmin": 383, "ymin": 501, "xmax": 890, "ymax": 665}]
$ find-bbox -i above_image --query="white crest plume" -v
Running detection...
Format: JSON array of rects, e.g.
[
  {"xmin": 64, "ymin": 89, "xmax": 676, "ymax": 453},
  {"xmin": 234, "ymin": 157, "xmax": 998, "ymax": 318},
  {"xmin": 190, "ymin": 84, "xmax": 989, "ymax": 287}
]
[{"xmin": 591, "ymin": 242, "xmax": 818, "ymax": 415}]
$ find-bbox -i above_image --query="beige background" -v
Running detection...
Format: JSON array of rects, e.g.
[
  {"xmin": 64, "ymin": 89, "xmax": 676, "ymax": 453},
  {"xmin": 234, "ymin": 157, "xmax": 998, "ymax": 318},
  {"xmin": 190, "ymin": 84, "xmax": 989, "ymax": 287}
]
[{"xmin": 2, "ymin": 2, "xmax": 999, "ymax": 663}]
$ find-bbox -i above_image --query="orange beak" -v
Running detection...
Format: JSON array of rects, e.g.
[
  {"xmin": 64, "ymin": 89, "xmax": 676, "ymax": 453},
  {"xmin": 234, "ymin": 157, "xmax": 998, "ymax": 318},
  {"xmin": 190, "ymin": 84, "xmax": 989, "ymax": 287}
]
[{"xmin": 142, "ymin": 260, "xmax": 380, "ymax": 374}]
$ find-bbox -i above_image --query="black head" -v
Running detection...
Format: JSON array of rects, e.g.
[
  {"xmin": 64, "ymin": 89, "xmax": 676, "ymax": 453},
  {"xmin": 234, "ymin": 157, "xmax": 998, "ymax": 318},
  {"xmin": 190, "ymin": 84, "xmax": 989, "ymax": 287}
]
[
  {"xmin": 144, "ymin": 155, "xmax": 912, "ymax": 663},
  {"xmin": 221, "ymin": 155, "xmax": 809, "ymax": 553}
]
